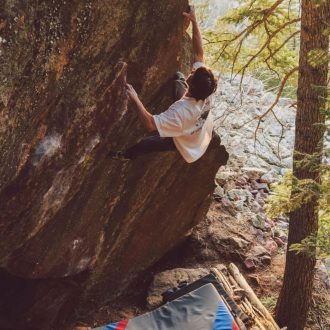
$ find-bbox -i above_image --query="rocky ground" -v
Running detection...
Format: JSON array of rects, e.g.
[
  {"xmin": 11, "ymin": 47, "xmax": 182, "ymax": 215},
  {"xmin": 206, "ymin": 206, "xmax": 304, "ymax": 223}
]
[{"xmin": 70, "ymin": 75, "xmax": 330, "ymax": 330}]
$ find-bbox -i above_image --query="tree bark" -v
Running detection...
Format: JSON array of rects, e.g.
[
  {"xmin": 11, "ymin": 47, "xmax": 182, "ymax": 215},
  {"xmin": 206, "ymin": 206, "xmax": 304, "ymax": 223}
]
[{"xmin": 275, "ymin": 1, "xmax": 330, "ymax": 329}]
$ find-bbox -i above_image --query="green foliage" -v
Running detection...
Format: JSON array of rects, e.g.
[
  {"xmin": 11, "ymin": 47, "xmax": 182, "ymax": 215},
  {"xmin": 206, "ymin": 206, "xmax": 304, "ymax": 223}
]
[
  {"xmin": 308, "ymin": 49, "xmax": 330, "ymax": 68},
  {"xmin": 323, "ymin": 27, "xmax": 330, "ymax": 36},
  {"xmin": 261, "ymin": 294, "xmax": 278, "ymax": 312},
  {"xmin": 203, "ymin": 0, "xmax": 300, "ymax": 96},
  {"xmin": 265, "ymin": 97, "xmax": 329, "ymax": 257},
  {"xmin": 266, "ymin": 171, "xmax": 293, "ymax": 217},
  {"xmin": 312, "ymin": 0, "xmax": 329, "ymax": 7},
  {"xmin": 266, "ymin": 168, "xmax": 330, "ymax": 257}
]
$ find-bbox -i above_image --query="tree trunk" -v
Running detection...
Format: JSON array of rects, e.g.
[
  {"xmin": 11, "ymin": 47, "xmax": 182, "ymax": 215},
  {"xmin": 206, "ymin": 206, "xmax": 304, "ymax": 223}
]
[{"xmin": 275, "ymin": 1, "xmax": 330, "ymax": 329}]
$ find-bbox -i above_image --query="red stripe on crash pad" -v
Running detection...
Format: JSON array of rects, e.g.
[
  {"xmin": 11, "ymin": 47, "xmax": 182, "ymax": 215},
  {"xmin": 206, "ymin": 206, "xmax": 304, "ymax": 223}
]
[
  {"xmin": 232, "ymin": 320, "xmax": 240, "ymax": 330},
  {"xmin": 115, "ymin": 320, "xmax": 128, "ymax": 330}
]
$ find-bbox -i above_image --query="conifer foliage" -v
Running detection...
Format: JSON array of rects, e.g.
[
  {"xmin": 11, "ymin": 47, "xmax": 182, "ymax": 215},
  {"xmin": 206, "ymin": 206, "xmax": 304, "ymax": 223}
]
[{"xmin": 204, "ymin": 0, "xmax": 300, "ymax": 96}]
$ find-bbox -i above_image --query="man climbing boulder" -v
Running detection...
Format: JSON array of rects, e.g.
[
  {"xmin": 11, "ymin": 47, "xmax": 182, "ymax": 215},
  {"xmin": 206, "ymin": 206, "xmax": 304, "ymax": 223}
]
[{"xmin": 111, "ymin": 5, "xmax": 218, "ymax": 163}]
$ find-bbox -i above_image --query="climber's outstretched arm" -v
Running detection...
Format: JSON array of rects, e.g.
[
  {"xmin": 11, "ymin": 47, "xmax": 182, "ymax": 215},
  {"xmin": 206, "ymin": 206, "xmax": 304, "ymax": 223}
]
[
  {"xmin": 126, "ymin": 84, "xmax": 157, "ymax": 132},
  {"xmin": 183, "ymin": 5, "xmax": 204, "ymax": 63}
]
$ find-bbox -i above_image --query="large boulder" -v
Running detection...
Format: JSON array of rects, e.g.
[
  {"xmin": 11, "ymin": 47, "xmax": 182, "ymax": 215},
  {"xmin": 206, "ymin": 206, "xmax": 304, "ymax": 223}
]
[{"xmin": 0, "ymin": 1, "xmax": 228, "ymax": 329}]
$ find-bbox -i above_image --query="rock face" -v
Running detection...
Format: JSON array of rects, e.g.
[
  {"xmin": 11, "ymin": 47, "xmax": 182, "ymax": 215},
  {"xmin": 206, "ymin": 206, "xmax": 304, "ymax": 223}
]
[
  {"xmin": 147, "ymin": 267, "xmax": 210, "ymax": 309},
  {"xmin": 0, "ymin": 1, "xmax": 228, "ymax": 329}
]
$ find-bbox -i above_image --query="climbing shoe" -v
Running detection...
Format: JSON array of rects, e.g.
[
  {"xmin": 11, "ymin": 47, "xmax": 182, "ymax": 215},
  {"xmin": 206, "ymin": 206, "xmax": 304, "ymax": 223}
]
[{"xmin": 108, "ymin": 151, "xmax": 131, "ymax": 161}]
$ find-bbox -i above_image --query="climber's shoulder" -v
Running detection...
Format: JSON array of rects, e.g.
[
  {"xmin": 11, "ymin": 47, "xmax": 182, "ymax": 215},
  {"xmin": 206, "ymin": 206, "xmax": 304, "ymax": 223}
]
[{"xmin": 192, "ymin": 61, "xmax": 205, "ymax": 71}]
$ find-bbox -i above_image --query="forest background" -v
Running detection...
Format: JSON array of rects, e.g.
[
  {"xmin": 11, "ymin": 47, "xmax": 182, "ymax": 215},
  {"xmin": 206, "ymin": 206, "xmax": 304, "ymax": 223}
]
[{"xmin": 190, "ymin": 0, "xmax": 329, "ymax": 329}]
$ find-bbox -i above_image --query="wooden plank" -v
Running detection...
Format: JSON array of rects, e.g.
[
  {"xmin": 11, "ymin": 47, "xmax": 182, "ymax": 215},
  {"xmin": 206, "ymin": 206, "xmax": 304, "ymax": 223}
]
[{"xmin": 228, "ymin": 263, "xmax": 280, "ymax": 330}]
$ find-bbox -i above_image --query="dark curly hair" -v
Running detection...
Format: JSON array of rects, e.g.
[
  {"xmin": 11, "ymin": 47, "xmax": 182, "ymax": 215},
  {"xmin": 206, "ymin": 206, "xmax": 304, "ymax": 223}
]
[{"xmin": 188, "ymin": 67, "xmax": 218, "ymax": 101}]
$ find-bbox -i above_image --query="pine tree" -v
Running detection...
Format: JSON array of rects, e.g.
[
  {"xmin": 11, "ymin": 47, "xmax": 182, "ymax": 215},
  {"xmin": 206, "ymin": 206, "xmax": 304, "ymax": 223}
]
[{"xmin": 274, "ymin": 1, "xmax": 330, "ymax": 328}]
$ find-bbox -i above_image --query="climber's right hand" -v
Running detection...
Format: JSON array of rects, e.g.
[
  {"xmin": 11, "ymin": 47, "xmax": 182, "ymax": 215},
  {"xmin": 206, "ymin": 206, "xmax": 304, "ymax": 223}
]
[
  {"xmin": 126, "ymin": 83, "xmax": 139, "ymax": 103},
  {"xmin": 183, "ymin": 5, "xmax": 197, "ymax": 23}
]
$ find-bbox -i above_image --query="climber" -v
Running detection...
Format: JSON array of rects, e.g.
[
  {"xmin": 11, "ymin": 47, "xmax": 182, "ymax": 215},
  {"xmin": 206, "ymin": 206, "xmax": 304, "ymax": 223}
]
[{"xmin": 110, "ymin": 5, "xmax": 218, "ymax": 163}]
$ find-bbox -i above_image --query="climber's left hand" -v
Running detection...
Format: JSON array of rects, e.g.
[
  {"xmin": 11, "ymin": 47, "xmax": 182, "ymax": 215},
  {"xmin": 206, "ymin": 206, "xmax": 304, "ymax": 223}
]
[{"xmin": 126, "ymin": 83, "xmax": 139, "ymax": 103}]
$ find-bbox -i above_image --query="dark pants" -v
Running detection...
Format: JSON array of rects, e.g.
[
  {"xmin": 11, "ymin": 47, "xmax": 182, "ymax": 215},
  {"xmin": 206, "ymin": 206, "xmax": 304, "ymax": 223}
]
[
  {"xmin": 125, "ymin": 134, "xmax": 176, "ymax": 159},
  {"xmin": 125, "ymin": 73, "xmax": 188, "ymax": 159}
]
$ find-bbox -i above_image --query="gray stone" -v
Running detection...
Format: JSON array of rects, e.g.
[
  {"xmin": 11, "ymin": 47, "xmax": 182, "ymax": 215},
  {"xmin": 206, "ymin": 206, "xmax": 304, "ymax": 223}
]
[
  {"xmin": 256, "ymin": 197, "xmax": 265, "ymax": 207},
  {"xmin": 213, "ymin": 72, "xmax": 296, "ymax": 181},
  {"xmin": 228, "ymin": 237, "xmax": 251, "ymax": 250},
  {"xmin": 264, "ymin": 221, "xmax": 273, "ymax": 232},
  {"xmin": 250, "ymin": 201, "xmax": 263, "ymax": 213},
  {"xmin": 215, "ymin": 171, "xmax": 237, "ymax": 186},
  {"xmin": 274, "ymin": 228, "xmax": 287, "ymax": 238},
  {"xmin": 221, "ymin": 197, "xmax": 233, "ymax": 207},
  {"xmin": 251, "ymin": 245, "xmax": 270, "ymax": 257},
  {"xmin": 277, "ymin": 97, "xmax": 293, "ymax": 107},
  {"xmin": 250, "ymin": 214, "xmax": 266, "ymax": 230},
  {"xmin": 324, "ymin": 258, "xmax": 330, "ymax": 273},
  {"xmin": 260, "ymin": 171, "xmax": 280, "ymax": 184},
  {"xmin": 210, "ymin": 230, "xmax": 250, "ymax": 254},
  {"xmin": 251, "ymin": 181, "xmax": 269, "ymax": 192},
  {"xmin": 242, "ymin": 167, "xmax": 268, "ymax": 180},
  {"xmin": 274, "ymin": 237, "xmax": 285, "ymax": 247},
  {"xmin": 281, "ymin": 157, "xmax": 293, "ymax": 168},
  {"xmin": 264, "ymin": 239, "xmax": 278, "ymax": 255},
  {"xmin": 277, "ymin": 215, "xmax": 289, "ymax": 222},
  {"xmin": 233, "ymin": 200, "xmax": 245, "ymax": 211},
  {"xmin": 214, "ymin": 185, "xmax": 225, "ymax": 198},
  {"xmin": 147, "ymin": 267, "xmax": 210, "ymax": 309},
  {"xmin": 261, "ymin": 92, "xmax": 276, "ymax": 105},
  {"xmin": 227, "ymin": 189, "xmax": 253, "ymax": 204},
  {"xmin": 276, "ymin": 221, "xmax": 289, "ymax": 230}
]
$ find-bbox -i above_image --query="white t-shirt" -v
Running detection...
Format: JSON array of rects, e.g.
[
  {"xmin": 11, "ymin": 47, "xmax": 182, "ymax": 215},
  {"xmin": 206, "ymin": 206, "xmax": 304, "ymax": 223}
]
[{"xmin": 153, "ymin": 62, "xmax": 214, "ymax": 163}]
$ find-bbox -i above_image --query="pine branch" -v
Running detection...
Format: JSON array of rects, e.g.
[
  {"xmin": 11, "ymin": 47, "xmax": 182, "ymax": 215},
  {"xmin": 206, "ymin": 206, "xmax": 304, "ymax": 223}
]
[
  {"xmin": 265, "ymin": 59, "xmax": 281, "ymax": 80},
  {"xmin": 264, "ymin": 20, "xmax": 273, "ymax": 58},
  {"xmin": 237, "ymin": 18, "xmax": 301, "ymax": 92},
  {"xmin": 254, "ymin": 66, "xmax": 299, "ymax": 141},
  {"xmin": 277, "ymin": 124, "xmax": 285, "ymax": 160},
  {"xmin": 212, "ymin": 0, "xmax": 288, "ymax": 65},
  {"xmin": 230, "ymin": 38, "xmax": 244, "ymax": 77},
  {"xmin": 265, "ymin": 30, "xmax": 300, "ymax": 61}
]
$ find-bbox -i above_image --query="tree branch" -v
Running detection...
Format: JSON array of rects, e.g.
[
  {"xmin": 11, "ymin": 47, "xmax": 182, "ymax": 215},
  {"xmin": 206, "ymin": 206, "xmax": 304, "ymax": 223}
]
[
  {"xmin": 265, "ymin": 30, "xmax": 300, "ymax": 61},
  {"xmin": 254, "ymin": 66, "xmax": 299, "ymax": 141},
  {"xmin": 237, "ymin": 18, "xmax": 301, "ymax": 91},
  {"xmin": 212, "ymin": 0, "xmax": 287, "ymax": 66}
]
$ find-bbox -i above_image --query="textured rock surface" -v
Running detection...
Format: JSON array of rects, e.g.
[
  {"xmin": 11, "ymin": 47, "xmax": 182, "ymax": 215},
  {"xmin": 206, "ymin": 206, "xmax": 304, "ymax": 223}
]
[
  {"xmin": 147, "ymin": 267, "xmax": 210, "ymax": 309},
  {"xmin": 0, "ymin": 1, "xmax": 228, "ymax": 329}
]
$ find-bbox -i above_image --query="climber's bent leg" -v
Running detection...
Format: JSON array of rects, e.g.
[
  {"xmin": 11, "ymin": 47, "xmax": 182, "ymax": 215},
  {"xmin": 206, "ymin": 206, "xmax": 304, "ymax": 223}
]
[
  {"xmin": 124, "ymin": 134, "xmax": 177, "ymax": 159},
  {"xmin": 173, "ymin": 72, "xmax": 188, "ymax": 101},
  {"xmin": 110, "ymin": 74, "xmax": 186, "ymax": 161}
]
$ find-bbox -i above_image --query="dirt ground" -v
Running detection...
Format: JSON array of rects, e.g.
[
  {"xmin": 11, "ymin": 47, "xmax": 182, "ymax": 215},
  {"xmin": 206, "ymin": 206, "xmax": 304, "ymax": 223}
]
[{"xmin": 69, "ymin": 200, "xmax": 330, "ymax": 330}]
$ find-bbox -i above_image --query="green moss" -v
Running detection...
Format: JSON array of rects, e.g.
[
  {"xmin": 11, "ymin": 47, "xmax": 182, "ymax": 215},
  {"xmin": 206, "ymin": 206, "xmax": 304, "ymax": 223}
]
[{"xmin": 261, "ymin": 294, "xmax": 278, "ymax": 313}]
